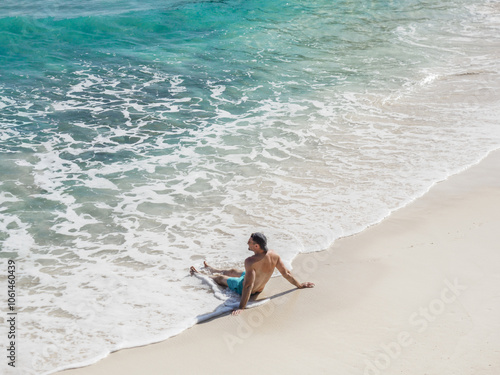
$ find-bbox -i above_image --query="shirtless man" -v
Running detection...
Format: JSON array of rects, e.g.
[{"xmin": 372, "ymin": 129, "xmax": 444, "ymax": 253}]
[{"xmin": 190, "ymin": 232, "xmax": 315, "ymax": 315}]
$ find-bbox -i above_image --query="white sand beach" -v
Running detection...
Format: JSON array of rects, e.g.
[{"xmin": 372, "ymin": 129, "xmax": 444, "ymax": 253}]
[{"xmin": 58, "ymin": 149, "xmax": 500, "ymax": 375}]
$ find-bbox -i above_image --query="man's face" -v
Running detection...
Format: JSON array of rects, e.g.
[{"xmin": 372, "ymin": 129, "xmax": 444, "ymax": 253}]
[{"xmin": 247, "ymin": 238, "xmax": 258, "ymax": 251}]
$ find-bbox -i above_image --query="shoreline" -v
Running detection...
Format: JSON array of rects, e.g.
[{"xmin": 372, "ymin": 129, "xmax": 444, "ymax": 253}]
[{"xmin": 58, "ymin": 149, "xmax": 500, "ymax": 375}]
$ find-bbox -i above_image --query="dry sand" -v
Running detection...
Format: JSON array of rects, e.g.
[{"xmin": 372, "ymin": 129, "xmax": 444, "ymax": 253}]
[{"xmin": 59, "ymin": 149, "xmax": 500, "ymax": 375}]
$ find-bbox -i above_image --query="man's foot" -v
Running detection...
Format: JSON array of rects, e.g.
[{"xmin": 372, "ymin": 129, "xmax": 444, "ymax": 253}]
[{"xmin": 190, "ymin": 266, "xmax": 199, "ymax": 275}]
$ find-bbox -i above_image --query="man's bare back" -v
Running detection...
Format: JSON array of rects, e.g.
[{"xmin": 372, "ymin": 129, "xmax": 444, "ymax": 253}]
[
  {"xmin": 244, "ymin": 250, "xmax": 278, "ymax": 293},
  {"xmin": 244, "ymin": 249, "xmax": 309, "ymax": 293}
]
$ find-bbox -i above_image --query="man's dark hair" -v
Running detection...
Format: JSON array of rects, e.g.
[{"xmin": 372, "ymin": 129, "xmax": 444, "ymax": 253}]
[{"xmin": 251, "ymin": 232, "xmax": 268, "ymax": 252}]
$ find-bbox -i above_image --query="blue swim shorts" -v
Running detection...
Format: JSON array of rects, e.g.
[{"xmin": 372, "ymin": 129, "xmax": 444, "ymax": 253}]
[{"xmin": 227, "ymin": 272, "xmax": 245, "ymax": 295}]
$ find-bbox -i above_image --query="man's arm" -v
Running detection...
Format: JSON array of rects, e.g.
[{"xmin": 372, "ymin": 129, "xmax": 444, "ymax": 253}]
[
  {"xmin": 276, "ymin": 256, "xmax": 315, "ymax": 289},
  {"xmin": 232, "ymin": 259, "xmax": 255, "ymax": 316}
]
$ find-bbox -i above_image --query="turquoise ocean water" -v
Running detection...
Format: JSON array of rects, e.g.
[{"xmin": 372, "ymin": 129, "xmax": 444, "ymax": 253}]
[{"xmin": 1, "ymin": 0, "xmax": 499, "ymax": 373}]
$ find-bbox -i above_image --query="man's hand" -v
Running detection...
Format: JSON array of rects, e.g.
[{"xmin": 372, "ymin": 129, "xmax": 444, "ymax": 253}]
[
  {"xmin": 299, "ymin": 282, "xmax": 315, "ymax": 288},
  {"xmin": 232, "ymin": 309, "xmax": 243, "ymax": 316}
]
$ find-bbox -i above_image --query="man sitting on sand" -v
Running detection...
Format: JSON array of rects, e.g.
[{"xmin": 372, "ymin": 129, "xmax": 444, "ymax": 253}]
[{"xmin": 190, "ymin": 232, "xmax": 314, "ymax": 315}]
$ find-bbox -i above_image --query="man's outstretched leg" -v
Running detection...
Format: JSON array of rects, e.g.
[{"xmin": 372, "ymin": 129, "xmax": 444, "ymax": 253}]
[
  {"xmin": 190, "ymin": 265, "xmax": 231, "ymax": 288},
  {"xmin": 202, "ymin": 261, "xmax": 243, "ymax": 278}
]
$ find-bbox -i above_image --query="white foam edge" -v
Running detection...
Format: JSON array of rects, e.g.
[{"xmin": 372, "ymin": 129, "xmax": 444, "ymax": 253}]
[
  {"xmin": 325, "ymin": 146, "xmax": 500, "ymax": 246},
  {"xmin": 42, "ymin": 273, "xmax": 269, "ymax": 375}
]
